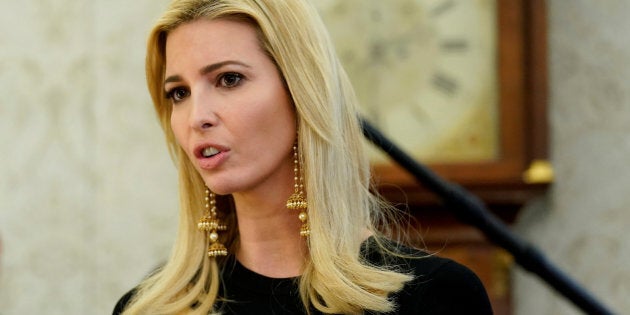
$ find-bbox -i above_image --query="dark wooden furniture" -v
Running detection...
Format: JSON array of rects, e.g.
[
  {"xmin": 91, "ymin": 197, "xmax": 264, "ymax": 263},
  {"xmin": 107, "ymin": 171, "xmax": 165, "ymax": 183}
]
[{"xmin": 373, "ymin": 1, "xmax": 549, "ymax": 313}]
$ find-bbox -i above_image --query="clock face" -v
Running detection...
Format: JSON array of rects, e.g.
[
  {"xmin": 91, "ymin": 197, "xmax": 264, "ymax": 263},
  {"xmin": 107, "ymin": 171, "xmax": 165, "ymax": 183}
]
[{"xmin": 315, "ymin": 0, "xmax": 500, "ymax": 164}]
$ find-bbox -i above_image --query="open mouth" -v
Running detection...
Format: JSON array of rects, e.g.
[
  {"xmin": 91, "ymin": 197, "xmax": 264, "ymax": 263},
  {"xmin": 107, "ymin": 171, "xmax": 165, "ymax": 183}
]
[{"xmin": 201, "ymin": 147, "xmax": 221, "ymax": 158}]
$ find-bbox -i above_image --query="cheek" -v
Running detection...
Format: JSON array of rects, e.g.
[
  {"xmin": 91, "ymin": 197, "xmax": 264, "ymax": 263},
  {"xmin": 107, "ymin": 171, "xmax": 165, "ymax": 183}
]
[
  {"xmin": 276, "ymin": 97, "xmax": 297, "ymax": 137},
  {"xmin": 233, "ymin": 102, "xmax": 295, "ymax": 159},
  {"xmin": 251, "ymin": 100, "xmax": 295, "ymax": 139},
  {"xmin": 235, "ymin": 83, "xmax": 295, "ymax": 133},
  {"xmin": 170, "ymin": 108, "xmax": 186, "ymax": 144}
]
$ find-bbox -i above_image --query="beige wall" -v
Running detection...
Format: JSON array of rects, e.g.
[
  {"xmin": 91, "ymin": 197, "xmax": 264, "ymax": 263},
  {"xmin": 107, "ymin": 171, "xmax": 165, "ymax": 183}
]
[
  {"xmin": 514, "ymin": 1, "xmax": 630, "ymax": 314},
  {"xmin": 0, "ymin": 1, "xmax": 176, "ymax": 313},
  {"xmin": 1, "ymin": 0, "xmax": 629, "ymax": 314}
]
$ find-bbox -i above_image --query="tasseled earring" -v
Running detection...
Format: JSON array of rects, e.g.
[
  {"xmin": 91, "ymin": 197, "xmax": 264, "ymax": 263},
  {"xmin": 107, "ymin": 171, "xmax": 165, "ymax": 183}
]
[
  {"xmin": 197, "ymin": 188, "xmax": 228, "ymax": 257},
  {"xmin": 286, "ymin": 143, "xmax": 310, "ymax": 237}
]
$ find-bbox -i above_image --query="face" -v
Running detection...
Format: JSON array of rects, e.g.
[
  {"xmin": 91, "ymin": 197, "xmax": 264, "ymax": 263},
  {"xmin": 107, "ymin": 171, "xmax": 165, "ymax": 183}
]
[{"xmin": 164, "ymin": 18, "xmax": 296, "ymax": 197}]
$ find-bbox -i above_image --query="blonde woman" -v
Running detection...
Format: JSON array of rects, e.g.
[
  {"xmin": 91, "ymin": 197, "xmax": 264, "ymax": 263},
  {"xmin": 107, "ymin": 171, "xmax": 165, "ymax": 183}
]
[{"xmin": 114, "ymin": 0, "xmax": 492, "ymax": 314}]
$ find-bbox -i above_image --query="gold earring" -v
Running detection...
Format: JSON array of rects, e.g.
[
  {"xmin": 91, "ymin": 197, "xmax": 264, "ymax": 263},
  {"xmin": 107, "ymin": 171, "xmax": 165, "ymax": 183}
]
[
  {"xmin": 198, "ymin": 188, "xmax": 228, "ymax": 257},
  {"xmin": 286, "ymin": 144, "xmax": 310, "ymax": 237}
]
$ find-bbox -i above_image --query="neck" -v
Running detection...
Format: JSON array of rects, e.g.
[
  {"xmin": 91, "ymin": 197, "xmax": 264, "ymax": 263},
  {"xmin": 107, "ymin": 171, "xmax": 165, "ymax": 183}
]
[{"xmin": 232, "ymin": 189, "xmax": 307, "ymax": 278}]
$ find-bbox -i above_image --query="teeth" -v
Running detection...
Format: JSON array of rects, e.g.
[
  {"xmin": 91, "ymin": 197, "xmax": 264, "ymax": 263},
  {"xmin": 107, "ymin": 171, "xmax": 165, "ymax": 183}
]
[{"xmin": 202, "ymin": 147, "xmax": 220, "ymax": 158}]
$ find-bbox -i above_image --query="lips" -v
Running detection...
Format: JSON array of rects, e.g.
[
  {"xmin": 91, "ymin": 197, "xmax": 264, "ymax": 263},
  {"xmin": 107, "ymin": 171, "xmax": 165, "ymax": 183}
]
[{"xmin": 194, "ymin": 143, "xmax": 230, "ymax": 170}]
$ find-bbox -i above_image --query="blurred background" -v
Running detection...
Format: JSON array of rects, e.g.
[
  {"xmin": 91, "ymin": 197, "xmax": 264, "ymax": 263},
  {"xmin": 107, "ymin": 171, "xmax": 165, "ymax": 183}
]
[{"xmin": 1, "ymin": 0, "xmax": 629, "ymax": 314}]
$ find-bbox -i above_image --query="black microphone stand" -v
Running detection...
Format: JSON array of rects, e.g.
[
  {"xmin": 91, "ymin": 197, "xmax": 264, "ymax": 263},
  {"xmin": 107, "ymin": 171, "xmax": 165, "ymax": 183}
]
[{"xmin": 360, "ymin": 117, "xmax": 615, "ymax": 315}]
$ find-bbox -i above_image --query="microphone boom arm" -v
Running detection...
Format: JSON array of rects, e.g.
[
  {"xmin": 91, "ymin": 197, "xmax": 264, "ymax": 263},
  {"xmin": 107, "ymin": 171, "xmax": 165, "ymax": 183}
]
[{"xmin": 360, "ymin": 117, "xmax": 615, "ymax": 315}]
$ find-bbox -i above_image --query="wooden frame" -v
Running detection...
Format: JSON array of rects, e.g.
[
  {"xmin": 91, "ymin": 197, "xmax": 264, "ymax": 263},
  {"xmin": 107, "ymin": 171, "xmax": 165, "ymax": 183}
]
[{"xmin": 373, "ymin": 0, "xmax": 549, "ymax": 208}]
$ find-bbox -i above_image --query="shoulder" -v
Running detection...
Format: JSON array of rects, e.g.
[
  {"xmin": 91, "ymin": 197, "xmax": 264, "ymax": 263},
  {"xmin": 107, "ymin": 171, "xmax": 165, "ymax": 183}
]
[
  {"xmin": 399, "ymin": 256, "xmax": 493, "ymax": 314},
  {"xmin": 363, "ymin": 238, "xmax": 493, "ymax": 315}
]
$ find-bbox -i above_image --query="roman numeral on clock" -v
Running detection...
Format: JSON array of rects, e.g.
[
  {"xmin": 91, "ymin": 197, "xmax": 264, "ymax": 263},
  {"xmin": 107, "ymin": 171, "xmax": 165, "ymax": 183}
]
[{"xmin": 432, "ymin": 72, "xmax": 458, "ymax": 96}]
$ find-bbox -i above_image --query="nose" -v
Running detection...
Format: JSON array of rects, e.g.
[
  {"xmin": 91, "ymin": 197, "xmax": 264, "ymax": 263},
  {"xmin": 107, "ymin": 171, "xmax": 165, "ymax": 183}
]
[{"xmin": 189, "ymin": 87, "xmax": 216, "ymax": 131}]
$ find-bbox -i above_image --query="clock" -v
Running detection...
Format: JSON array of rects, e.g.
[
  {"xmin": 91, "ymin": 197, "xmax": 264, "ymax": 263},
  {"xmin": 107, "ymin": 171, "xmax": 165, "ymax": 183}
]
[
  {"xmin": 315, "ymin": 0, "xmax": 550, "ymax": 205},
  {"xmin": 316, "ymin": 2, "xmax": 548, "ymax": 311},
  {"xmin": 315, "ymin": 0, "xmax": 499, "ymax": 165}
]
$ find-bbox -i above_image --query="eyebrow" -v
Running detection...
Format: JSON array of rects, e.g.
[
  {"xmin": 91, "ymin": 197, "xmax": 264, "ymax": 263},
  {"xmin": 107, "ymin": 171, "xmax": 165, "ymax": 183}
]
[{"xmin": 163, "ymin": 60, "xmax": 251, "ymax": 86}]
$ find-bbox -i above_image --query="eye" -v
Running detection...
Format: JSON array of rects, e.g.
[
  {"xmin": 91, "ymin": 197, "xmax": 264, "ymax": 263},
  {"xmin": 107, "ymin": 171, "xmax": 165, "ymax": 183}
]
[
  {"xmin": 165, "ymin": 87, "xmax": 190, "ymax": 103},
  {"xmin": 218, "ymin": 72, "xmax": 243, "ymax": 88}
]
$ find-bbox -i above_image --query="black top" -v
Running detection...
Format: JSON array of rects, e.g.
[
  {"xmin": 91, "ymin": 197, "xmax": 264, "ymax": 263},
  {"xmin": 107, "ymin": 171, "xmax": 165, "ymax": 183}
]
[{"xmin": 114, "ymin": 238, "xmax": 493, "ymax": 314}]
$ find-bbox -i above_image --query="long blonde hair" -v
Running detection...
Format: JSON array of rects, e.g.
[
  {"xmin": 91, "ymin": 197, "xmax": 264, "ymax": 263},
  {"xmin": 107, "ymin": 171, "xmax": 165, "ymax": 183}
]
[{"xmin": 123, "ymin": 0, "xmax": 413, "ymax": 314}]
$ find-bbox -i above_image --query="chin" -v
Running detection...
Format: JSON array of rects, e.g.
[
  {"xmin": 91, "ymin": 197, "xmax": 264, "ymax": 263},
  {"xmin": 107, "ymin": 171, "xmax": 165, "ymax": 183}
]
[
  {"xmin": 201, "ymin": 178, "xmax": 238, "ymax": 196},
  {"xmin": 207, "ymin": 188, "xmax": 232, "ymax": 196}
]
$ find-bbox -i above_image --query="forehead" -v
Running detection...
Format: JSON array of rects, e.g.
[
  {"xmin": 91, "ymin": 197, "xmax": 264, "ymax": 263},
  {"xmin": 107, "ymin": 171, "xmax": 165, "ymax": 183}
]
[{"xmin": 165, "ymin": 18, "xmax": 263, "ymax": 71}]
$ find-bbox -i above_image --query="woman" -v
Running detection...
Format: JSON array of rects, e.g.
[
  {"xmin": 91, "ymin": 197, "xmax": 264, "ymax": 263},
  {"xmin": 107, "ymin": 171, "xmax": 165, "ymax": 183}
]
[{"xmin": 115, "ymin": 0, "xmax": 492, "ymax": 314}]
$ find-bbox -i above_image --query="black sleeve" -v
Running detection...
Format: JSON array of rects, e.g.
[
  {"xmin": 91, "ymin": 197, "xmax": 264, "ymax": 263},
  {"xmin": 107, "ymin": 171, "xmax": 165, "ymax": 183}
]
[
  {"xmin": 394, "ymin": 259, "xmax": 493, "ymax": 315},
  {"xmin": 361, "ymin": 237, "xmax": 493, "ymax": 315},
  {"xmin": 421, "ymin": 260, "xmax": 493, "ymax": 314}
]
